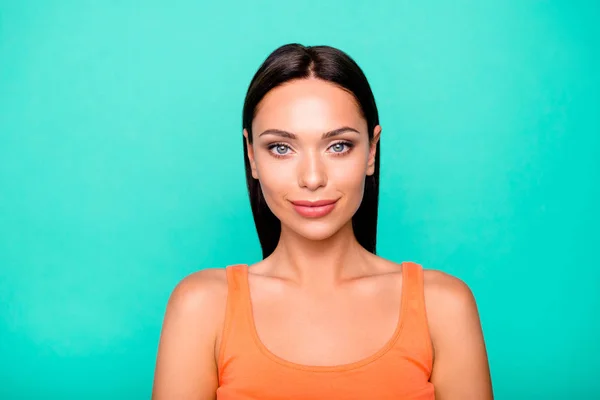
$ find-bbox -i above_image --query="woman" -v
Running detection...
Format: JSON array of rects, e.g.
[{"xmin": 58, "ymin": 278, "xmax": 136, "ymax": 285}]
[{"xmin": 153, "ymin": 44, "xmax": 493, "ymax": 399}]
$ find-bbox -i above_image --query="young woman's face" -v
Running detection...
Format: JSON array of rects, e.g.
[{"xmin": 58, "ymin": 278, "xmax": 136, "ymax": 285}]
[{"xmin": 245, "ymin": 78, "xmax": 381, "ymax": 242}]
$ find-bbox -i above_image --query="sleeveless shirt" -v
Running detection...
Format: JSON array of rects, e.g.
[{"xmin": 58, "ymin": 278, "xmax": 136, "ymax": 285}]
[{"xmin": 216, "ymin": 262, "xmax": 435, "ymax": 399}]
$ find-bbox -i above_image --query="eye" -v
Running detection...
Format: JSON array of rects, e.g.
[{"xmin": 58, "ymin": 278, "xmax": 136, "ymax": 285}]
[
  {"xmin": 331, "ymin": 143, "xmax": 346, "ymax": 153},
  {"xmin": 328, "ymin": 141, "xmax": 353, "ymax": 154},
  {"xmin": 268, "ymin": 143, "xmax": 292, "ymax": 156}
]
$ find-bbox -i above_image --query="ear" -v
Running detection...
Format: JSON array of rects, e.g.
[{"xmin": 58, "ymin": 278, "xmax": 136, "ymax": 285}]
[
  {"xmin": 366, "ymin": 125, "xmax": 382, "ymax": 176},
  {"xmin": 243, "ymin": 129, "xmax": 258, "ymax": 179}
]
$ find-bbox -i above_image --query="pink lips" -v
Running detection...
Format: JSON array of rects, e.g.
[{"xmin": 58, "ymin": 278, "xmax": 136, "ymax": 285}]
[{"xmin": 290, "ymin": 199, "xmax": 339, "ymax": 218}]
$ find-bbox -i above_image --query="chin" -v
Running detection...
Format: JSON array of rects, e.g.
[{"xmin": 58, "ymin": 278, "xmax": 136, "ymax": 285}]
[{"xmin": 284, "ymin": 219, "xmax": 349, "ymax": 242}]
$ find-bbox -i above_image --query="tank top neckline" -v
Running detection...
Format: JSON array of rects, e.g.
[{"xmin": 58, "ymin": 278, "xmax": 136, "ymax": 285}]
[{"xmin": 233, "ymin": 262, "xmax": 411, "ymax": 372}]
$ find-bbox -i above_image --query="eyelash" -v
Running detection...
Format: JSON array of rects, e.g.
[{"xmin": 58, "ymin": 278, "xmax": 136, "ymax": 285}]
[{"xmin": 267, "ymin": 141, "xmax": 355, "ymax": 159}]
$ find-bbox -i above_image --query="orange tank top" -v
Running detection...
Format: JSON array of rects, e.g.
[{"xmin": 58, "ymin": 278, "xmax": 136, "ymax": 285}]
[{"xmin": 216, "ymin": 262, "xmax": 435, "ymax": 399}]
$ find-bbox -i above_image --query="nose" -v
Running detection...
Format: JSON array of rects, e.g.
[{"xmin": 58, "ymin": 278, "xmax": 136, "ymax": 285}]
[{"xmin": 297, "ymin": 150, "xmax": 327, "ymax": 191}]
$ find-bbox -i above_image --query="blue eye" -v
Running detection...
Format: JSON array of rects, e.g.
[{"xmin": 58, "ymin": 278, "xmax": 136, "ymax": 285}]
[
  {"xmin": 331, "ymin": 143, "xmax": 346, "ymax": 152},
  {"xmin": 329, "ymin": 142, "xmax": 353, "ymax": 154},
  {"xmin": 276, "ymin": 145, "xmax": 287, "ymax": 154},
  {"xmin": 269, "ymin": 143, "xmax": 291, "ymax": 156}
]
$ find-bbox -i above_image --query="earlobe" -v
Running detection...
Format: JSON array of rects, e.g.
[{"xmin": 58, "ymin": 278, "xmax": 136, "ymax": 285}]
[{"xmin": 243, "ymin": 129, "xmax": 259, "ymax": 179}]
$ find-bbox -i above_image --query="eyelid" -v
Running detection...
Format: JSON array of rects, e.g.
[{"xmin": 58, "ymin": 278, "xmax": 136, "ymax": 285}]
[
  {"xmin": 328, "ymin": 139, "xmax": 353, "ymax": 146},
  {"xmin": 267, "ymin": 141, "xmax": 294, "ymax": 150}
]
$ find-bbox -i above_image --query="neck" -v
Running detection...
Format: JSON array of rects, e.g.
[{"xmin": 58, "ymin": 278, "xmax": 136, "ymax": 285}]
[{"xmin": 266, "ymin": 221, "xmax": 371, "ymax": 287}]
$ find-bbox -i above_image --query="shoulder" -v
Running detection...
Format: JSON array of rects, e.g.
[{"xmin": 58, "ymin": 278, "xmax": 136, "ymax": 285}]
[
  {"xmin": 422, "ymin": 268, "xmax": 480, "ymax": 324},
  {"xmin": 422, "ymin": 268, "xmax": 483, "ymax": 352},
  {"xmin": 153, "ymin": 268, "xmax": 230, "ymax": 397},
  {"xmin": 166, "ymin": 267, "xmax": 228, "ymax": 315},
  {"xmin": 163, "ymin": 268, "xmax": 229, "ymax": 336},
  {"xmin": 422, "ymin": 268, "xmax": 477, "ymax": 308},
  {"xmin": 420, "ymin": 268, "xmax": 493, "ymax": 397}
]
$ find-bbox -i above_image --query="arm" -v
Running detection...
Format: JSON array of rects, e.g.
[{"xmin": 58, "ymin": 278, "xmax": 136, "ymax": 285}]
[
  {"xmin": 152, "ymin": 269, "xmax": 228, "ymax": 400},
  {"xmin": 424, "ymin": 270, "xmax": 493, "ymax": 400}
]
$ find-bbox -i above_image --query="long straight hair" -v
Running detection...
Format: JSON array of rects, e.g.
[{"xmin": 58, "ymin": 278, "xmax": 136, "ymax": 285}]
[{"xmin": 242, "ymin": 44, "xmax": 381, "ymax": 259}]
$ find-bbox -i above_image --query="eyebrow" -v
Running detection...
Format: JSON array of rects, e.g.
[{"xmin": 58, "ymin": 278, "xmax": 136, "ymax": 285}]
[{"xmin": 257, "ymin": 126, "xmax": 361, "ymax": 140}]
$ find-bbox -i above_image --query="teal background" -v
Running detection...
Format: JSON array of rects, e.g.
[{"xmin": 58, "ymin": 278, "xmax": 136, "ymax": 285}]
[{"xmin": 1, "ymin": 1, "xmax": 598, "ymax": 398}]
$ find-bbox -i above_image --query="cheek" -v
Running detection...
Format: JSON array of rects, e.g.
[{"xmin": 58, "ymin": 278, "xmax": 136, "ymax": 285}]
[
  {"xmin": 335, "ymin": 145, "xmax": 370, "ymax": 184},
  {"xmin": 255, "ymin": 158, "xmax": 294, "ymax": 202},
  {"xmin": 330, "ymin": 161, "xmax": 368, "ymax": 197}
]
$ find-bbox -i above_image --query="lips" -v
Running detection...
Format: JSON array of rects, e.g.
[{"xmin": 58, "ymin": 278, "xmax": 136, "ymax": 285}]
[{"xmin": 290, "ymin": 199, "xmax": 339, "ymax": 218}]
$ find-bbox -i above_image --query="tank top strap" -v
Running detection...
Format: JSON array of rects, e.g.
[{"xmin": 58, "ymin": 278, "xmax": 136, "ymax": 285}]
[
  {"xmin": 217, "ymin": 264, "xmax": 251, "ymax": 373},
  {"xmin": 398, "ymin": 261, "xmax": 433, "ymax": 369},
  {"xmin": 225, "ymin": 264, "xmax": 248, "ymax": 294},
  {"xmin": 401, "ymin": 261, "xmax": 426, "ymax": 312}
]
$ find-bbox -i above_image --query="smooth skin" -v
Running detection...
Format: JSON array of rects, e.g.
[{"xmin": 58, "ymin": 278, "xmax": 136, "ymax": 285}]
[{"xmin": 152, "ymin": 78, "xmax": 493, "ymax": 399}]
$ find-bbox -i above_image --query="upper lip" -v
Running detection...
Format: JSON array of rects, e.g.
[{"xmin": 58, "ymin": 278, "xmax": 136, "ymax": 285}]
[{"xmin": 290, "ymin": 199, "xmax": 339, "ymax": 207}]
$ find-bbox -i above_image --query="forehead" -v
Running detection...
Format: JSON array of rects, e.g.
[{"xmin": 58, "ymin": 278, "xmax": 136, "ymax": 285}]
[{"xmin": 252, "ymin": 78, "xmax": 367, "ymax": 135}]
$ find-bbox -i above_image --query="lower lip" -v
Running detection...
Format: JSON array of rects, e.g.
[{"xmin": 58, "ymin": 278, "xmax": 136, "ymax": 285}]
[{"xmin": 292, "ymin": 201, "xmax": 338, "ymax": 218}]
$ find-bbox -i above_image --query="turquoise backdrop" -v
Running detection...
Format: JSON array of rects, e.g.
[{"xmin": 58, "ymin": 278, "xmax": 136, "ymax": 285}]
[{"xmin": 1, "ymin": 1, "xmax": 598, "ymax": 398}]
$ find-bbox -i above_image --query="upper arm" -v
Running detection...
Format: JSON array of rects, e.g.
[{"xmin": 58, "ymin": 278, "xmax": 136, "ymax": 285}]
[
  {"xmin": 424, "ymin": 270, "xmax": 493, "ymax": 400},
  {"xmin": 152, "ymin": 269, "xmax": 228, "ymax": 400}
]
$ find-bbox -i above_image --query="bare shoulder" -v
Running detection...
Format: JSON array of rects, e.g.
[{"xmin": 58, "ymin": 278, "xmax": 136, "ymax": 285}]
[
  {"xmin": 165, "ymin": 268, "xmax": 228, "ymax": 322},
  {"xmin": 422, "ymin": 269, "xmax": 485, "ymax": 356},
  {"xmin": 423, "ymin": 268, "xmax": 478, "ymax": 309},
  {"xmin": 153, "ymin": 268, "xmax": 229, "ymax": 399},
  {"xmin": 422, "ymin": 269, "xmax": 493, "ymax": 398},
  {"xmin": 422, "ymin": 269, "xmax": 483, "ymax": 349},
  {"xmin": 160, "ymin": 267, "xmax": 229, "ymax": 354}
]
